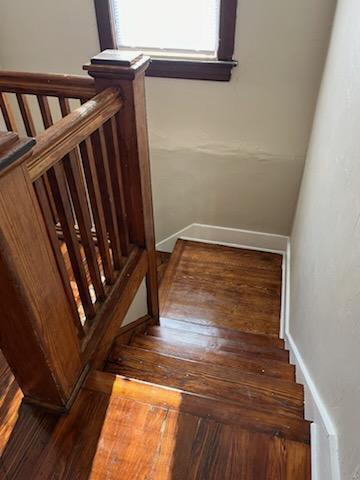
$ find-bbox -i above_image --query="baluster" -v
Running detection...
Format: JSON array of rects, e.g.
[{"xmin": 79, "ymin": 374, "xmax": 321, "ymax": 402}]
[
  {"xmin": 91, "ymin": 127, "xmax": 122, "ymax": 269},
  {"xmin": 37, "ymin": 94, "xmax": 59, "ymax": 223},
  {"xmin": 58, "ymin": 97, "xmax": 106, "ymax": 302},
  {"xmin": 16, "ymin": 94, "xmax": 36, "ymax": 136},
  {"xmin": 103, "ymin": 116, "xmax": 130, "ymax": 256},
  {"xmin": 34, "ymin": 177, "xmax": 84, "ymax": 337},
  {"xmin": 0, "ymin": 92, "xmax": 17, "ymax": 131},
  {"xmin": 47, "ymin": 163, "xmax": 96, "ymax": 319},
  {"xmin": 79, "ymin": 138, "xmax": 114, "ymax": 285},
  {"xmin": 37, "ymin": 95, "xmax": 53, "ymax": 129}
]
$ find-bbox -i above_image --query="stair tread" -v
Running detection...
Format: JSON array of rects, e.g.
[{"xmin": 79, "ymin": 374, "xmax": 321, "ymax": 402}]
[
  {"xmin": 160, "ymin": 316, "xmax": 284, "ymax": 348},
  {"xmin": 86, "ymin": 371, "xmax": 310, "ymax": 448},
  {"xmin": 147, "ymin": 326, "xmax": 289, "ymax": 363},
  {"xmin": 110, "ymin": 344, "xmax": 301, "ymax": 394},
  {"xmin": 130, "ymin": 334, "xmax": 295, "ymax": 381},
  {"xmin": 106, "ymin": 345, "xmax": 304, "ymax": 420}
]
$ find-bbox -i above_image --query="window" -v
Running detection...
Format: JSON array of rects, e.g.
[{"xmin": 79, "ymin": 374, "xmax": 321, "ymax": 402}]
[{"xmin": 94, "ymin": 0, "xmax": 238, "ymax": 81}]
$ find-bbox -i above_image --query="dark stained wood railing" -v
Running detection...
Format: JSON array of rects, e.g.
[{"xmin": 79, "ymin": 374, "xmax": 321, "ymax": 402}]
[
  {"xmin": 0, "ymin": 51, "xmax": 159, "ymax": 412},
  {"xmin": 0, "ymin": 71, "xmax": 96, "ymax": 137}
]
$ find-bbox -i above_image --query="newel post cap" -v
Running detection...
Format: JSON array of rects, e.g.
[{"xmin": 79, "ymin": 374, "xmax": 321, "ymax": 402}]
[{"xmin": 83, "ymin": 50, "xmax": 151, "ymax": 80}]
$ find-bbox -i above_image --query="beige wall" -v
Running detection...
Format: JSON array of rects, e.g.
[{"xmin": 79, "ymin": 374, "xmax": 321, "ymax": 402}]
[
  {"xmin": 0, "ymin": 0, "xmax": 335, "ymax": 239},
  {"xmin": 290, "ymin": 0, "xmax": 360, "ymax": 477}
]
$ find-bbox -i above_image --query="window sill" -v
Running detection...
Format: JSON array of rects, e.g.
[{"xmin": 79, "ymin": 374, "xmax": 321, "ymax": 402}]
[{"xmin": 146, "ymin": 58, "xmax": 237, "ymax": 81}]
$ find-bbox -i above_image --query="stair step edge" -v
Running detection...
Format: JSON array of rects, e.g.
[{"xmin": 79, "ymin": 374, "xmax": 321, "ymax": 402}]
[{"xmin": 86, "ymin": 370, "xmax": 310, "ymax": 445}]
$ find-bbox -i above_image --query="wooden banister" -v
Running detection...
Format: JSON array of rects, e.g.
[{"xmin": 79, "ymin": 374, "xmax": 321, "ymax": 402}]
[
  {"xmin": 0, "ymin": 71, "xmax": 96, "ymax": 99},
  {"xmin": 27, "ymin": 87, "xmax": 122, "ymax": 180}
]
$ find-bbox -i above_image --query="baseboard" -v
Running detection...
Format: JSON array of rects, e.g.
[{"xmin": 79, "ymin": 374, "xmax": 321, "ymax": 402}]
[
  {"xmin": 156, "ymin": 223, "xmax": 289, "ymax": 254},
  {"xmin": 284, "ymin": 242, "xmax": 341, "ymax": 480}
]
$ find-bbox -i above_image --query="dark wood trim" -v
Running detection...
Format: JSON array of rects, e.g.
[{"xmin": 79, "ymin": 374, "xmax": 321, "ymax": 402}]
[
  {"xmin": 218, "ymin": 0, "xmax": 239, "ymax": 61},
  {"xmin": 0, "ymin": 71, "xmax": 96, "ymax": 99},
  {"xmin": 94, "ymin": 0, "xmax": 116, "ymax": 50},
  {"xmin": 93, "ymin": 0, "xmax": 238, "ymax": 81},
  {"xmin": 147, "ymin": 58, "xmax": 236, "ymax": 82}
]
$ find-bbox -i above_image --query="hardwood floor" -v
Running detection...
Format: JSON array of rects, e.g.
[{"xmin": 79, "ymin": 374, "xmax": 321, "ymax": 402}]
[
  {"xmin": 0, "ymin": 239, "xmax": 310, "ymax": 479},
  {"xmin": 160, "ymin": 240, "xmax": 283, "ymax": 337}
]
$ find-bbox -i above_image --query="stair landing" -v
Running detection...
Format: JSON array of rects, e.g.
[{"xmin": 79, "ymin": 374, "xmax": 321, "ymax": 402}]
[
  {"xmin": 0, "ymin": 240, "xmax": 310, "ymax": 479},
  {"xmin": 160, "ymin": 240, "xmax": 283, "ymax": 337}
]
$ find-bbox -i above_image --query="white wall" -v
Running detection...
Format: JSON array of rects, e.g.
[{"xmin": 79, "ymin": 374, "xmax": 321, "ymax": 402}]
[
  {"xmin": 290, "ymin": 1, "xmax": 360, "ymax": 477},
  {"xmin": 0, "ymin": 0, "xmax": 335, "ymax": 239}
]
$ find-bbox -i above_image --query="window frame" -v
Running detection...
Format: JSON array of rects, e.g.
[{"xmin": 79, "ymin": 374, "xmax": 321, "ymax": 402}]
[{"xmin": 94, "ymin": 0, "xmax": 238, "ymax": 81}]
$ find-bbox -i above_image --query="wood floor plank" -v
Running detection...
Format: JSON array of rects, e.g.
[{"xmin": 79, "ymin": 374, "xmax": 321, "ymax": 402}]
[
  {"xmin": 89, "ymin": 396, "xmax": 170, "ymax": 479},
  {"xmin": 130, "ymin": 334, "xmax": 295, "ymax": 381},
  {"xmin": 160, "ymin": 240, "xmax": 282, "ymax": 337},
  {"xmin": 106, "ymin": 350, "xmax": 304, "ymax": 419},
  {"xmin": 109, "ymin": 345, "xmax": 303, "ymax": 404},
  {"xmin": 147, "ymin": 326, "xmax": 289, "ymax": 362},
  {"xmin": 86, "ymin": 371, "xmax": 310, "ymax": 444}
]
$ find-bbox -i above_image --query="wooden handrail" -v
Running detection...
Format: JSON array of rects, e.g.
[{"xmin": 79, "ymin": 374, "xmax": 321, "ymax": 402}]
[
  {"xmin": 27, "ymin": 87, "xmax": 123, "ymax": 181},
  {"xmin": 0, "ymin": 71, "xmax": 96, "ymax": 99}
]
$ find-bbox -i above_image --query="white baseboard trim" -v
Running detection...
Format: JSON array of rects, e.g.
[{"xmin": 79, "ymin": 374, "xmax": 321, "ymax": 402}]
[
  {"xmin": 156, "ymin": 223, "xmax": 289, "ymax": 254},
  {"xmin": 283, "ymin": 242, "xmax": 340, "ymax": 480}
]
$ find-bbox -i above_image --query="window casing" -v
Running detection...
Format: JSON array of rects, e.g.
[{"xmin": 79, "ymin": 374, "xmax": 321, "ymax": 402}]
[{"xmin": 94, "ymin": 0, "xmax": 238, "ymax": 81}]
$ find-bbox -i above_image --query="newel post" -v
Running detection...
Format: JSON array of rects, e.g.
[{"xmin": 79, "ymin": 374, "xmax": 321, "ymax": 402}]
[
  {"xmin": 84, "ymin": 50, "xmax": 159, "ymax": 323},
  {"xmin": 0, "ymin": 132, "xmax": 84, "ymax": 412}
]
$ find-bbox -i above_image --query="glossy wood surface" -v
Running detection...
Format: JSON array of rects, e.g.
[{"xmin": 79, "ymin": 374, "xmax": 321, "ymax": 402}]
[
  {"xmin": 147, "ymin": 325, "xmax": 289, "ymax": 362},
  {"xmin": 160, "ymin": 240, "xmax": 282, "ymax": 336},
  {"xmin": 104, "ymin": 240, "xmax": 310, "ymax": 477},
  {"xmin": 107, "ymin": 345, "xmax": 304, "ymax": 419},
  {"xmin": 131, "ymin": 333, "xmax": 295, "ymax": 381}
]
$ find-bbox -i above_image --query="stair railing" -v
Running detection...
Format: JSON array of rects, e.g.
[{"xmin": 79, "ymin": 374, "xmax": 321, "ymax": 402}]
[{"xmin": 0, "ymin": 51, "xmax": 159, "ymax": 412}]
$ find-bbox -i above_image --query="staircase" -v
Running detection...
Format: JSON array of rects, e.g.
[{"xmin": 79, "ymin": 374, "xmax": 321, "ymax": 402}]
[
  {"xmin": 99, "ymin": 239, "xmax": 310, "ymax": 478},
  {"xmin": 0, "ymin": 239, "xmax": 310, "ymax": 479}
]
